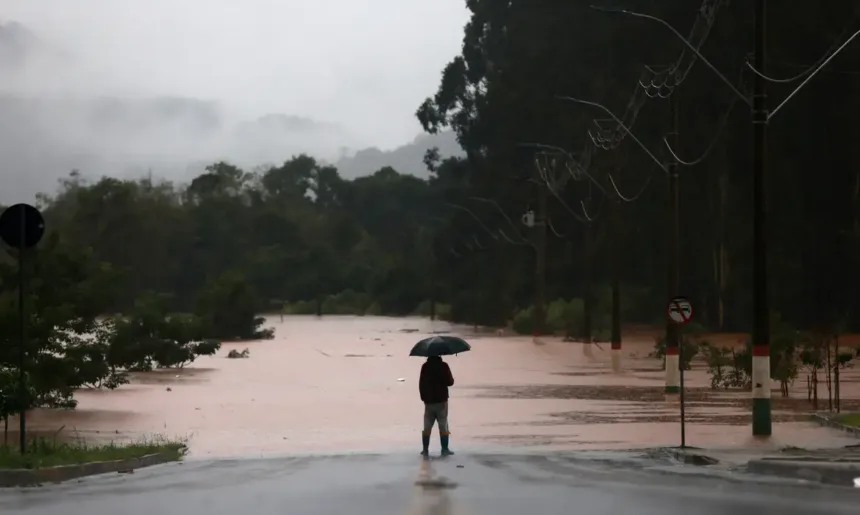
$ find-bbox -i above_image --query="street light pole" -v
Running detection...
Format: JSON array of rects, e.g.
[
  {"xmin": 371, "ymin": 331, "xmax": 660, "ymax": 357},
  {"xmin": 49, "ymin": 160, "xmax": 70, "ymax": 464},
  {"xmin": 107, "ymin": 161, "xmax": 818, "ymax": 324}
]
[
  {"xmin": 665, "ymin": 92, "xmax": 681, "ymax": 395},
  {"xmin": 751, "ymin": 0, "xmax": 772, "ymax": 437}
]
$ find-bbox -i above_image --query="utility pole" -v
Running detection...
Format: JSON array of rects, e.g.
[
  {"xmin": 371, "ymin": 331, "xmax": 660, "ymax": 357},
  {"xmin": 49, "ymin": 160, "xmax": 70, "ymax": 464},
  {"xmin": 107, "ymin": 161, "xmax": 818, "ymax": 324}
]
[
  {"xmin": 429, "ymin": 264, "xmax": 437, "ymax": 321},
  {"xmin": 18, "ymin": 245, "xmax": 27, "ymax": 454},
  {"xmin": 609, "ymin": 197, "xmax": 622, "ymax": 372},
  {"xmin": 581, "ymin": 220, "xmax": 594, "ymax": 357},
  {"xmin": 751, "ymin": 0, "xmax": 772, "ymax": 437},
  {"xmin": 534, "ymin": 179, "xmax": 548, "ymax": 336},
  {"xmin": 665, "ymin": 92, "xmax": 681, "ymax": 395}
]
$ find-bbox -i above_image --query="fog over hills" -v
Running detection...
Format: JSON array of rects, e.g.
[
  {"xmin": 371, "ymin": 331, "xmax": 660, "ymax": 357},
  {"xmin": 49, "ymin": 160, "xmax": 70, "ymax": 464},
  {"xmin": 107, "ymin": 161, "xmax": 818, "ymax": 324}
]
[{"xmin": 0, "ymin": 21, "xmax": 463, "ymax": 202}]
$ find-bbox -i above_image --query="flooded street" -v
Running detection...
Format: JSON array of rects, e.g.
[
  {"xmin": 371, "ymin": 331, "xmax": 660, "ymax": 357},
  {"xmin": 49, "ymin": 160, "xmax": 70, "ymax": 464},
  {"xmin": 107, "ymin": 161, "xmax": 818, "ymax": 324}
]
[{"xmin": 15, "ymin": 316, "xmax": 860, "ymax": 457}]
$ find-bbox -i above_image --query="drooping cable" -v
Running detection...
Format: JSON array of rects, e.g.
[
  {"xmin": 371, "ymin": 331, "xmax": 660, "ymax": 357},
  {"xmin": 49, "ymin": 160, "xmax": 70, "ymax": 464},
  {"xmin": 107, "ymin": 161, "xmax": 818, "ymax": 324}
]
[{"xmin": 746, "ymin": 15, "xmax": 859, "ymax": 83}]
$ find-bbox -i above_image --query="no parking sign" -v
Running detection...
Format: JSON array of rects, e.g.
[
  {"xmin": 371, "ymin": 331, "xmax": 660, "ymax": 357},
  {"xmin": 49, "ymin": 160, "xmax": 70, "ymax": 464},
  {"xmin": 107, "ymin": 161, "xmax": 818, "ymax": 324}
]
[{"xmin": 666, "ymin": 296, "xmax": 693, "ymax": 325}]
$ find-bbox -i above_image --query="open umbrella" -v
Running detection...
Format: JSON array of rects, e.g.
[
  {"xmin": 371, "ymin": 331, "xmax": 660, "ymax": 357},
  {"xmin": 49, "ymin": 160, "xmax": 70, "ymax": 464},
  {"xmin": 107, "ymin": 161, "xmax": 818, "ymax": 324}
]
[{"xmin": 409, "ymin": 335, "xmax": 471, "ymax": 357}]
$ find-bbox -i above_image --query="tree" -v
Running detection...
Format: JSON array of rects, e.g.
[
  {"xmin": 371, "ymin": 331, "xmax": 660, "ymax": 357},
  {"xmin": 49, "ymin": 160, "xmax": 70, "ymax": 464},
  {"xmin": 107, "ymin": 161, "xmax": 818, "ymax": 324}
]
[
  {"xmin": 109, "ymin": 293, "xmax": 222, "ymax": 371},
  {"xmin": 415, "ymin": 1, "xmax": 860, "ymax": 335},
  {"xmin": 0, "ymin": 233, "xmax": 121, "ymax": 414},
  {"xmin": 195, "ymin": 271, "xmax": 272, "ymax": 341}
]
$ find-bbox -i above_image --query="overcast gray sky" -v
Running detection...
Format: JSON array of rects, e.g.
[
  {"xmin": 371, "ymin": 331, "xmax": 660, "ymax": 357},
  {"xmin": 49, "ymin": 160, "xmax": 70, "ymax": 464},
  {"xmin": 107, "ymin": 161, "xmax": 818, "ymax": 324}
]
[{"xmin": 5, "ymin": 0, "xmax": 468, "ymax": 150}]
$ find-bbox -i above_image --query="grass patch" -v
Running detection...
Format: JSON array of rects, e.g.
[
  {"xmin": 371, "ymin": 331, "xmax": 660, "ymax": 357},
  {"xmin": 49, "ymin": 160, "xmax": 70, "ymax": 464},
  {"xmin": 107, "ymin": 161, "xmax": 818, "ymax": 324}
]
[
  {"xmin": 837, "ymin": 413, "xmax": 860, "ymax": 428},
  {"xmin": 0, "ymin": 435, "xmax": 187, "ymax": 469}
]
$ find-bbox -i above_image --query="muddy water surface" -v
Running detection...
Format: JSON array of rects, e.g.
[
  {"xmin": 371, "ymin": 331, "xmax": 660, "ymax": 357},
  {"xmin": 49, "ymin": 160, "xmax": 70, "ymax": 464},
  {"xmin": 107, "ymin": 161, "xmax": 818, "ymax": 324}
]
[{"xmin": 13, "ymin": 317, "xmax": 860, "ymax": 457}]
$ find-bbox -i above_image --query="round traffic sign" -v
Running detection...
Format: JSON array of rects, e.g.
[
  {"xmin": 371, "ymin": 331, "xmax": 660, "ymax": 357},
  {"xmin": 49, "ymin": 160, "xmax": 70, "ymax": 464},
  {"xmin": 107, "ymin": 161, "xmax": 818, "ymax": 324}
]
[
  {"xmin": 667, "ymin": 296, "xmax": 693, "ymax": 325},
  {"xmin": 0, "ymin": 204, "xmax": 45, "ymax": 250}
]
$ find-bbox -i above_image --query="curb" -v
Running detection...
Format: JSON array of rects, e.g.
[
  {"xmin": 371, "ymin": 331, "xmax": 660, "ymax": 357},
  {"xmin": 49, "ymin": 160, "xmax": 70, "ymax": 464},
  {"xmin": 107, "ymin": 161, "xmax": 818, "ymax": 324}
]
[
  {"xmin": 0, "ymin": 452, "xmax": 181, "ymax": 488},
  {"xmin": 664, "ymin": 448, "xmax": 719, "ymax": 466},
  {"xmin": 746, "ymin": 459, "xmax": 860, "ymax": 487},
  {"xmin": 810, "ymin": 412, "xmax": 860, "ymax": 437}
]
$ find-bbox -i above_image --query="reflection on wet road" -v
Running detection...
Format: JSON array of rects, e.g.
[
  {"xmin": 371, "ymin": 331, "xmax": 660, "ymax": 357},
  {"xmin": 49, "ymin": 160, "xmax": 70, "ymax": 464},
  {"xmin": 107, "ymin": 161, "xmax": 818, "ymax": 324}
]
[
  {"xmin": 3, "ymin": 452, "xmax": 859, "ymax": 515},
  {"xmin": 12, "ymin": 316, "xmax": 860, "ymax": 456}
]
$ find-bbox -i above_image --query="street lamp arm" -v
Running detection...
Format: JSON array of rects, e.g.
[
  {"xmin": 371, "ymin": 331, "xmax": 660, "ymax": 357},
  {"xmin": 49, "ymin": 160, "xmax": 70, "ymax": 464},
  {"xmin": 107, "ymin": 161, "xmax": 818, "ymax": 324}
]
[
  {"xmin": 761, "ymin": 26, "xmax": 860, "ymax": 121},
  {"xmin": 591, "ymin": 5, "xmax": 752, "ymax": 107},
  {"xmin": 556, "ymin": 96, "xmax": 669, "ymax": 174}
]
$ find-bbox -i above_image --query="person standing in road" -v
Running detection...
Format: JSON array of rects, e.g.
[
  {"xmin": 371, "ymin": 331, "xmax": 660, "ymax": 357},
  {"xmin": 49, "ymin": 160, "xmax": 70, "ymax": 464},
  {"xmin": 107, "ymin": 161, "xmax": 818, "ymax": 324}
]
[{"xmin": 419, "ymin": 355, "xmax": 455, "ymax": 456}]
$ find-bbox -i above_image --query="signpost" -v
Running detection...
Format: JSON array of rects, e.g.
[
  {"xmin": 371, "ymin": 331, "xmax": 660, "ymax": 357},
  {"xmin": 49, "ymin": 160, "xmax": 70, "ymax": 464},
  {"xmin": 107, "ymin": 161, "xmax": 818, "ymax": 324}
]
[
  {"xmin": 667, "ymin": 296, "xmax": 693, "ymax": 325},
  {"xmin": 666, "ymin": 295, "xmax": 693, "ymax": 448},
  {"xmin": 0, "ymin": 203, "xmax": 46, "ymax": 454}
]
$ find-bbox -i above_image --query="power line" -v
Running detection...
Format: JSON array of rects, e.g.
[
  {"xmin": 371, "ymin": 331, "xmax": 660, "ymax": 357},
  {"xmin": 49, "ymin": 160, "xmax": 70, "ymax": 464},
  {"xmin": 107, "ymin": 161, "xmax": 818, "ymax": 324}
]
[
  {"xmin": 528, "ymin": 0, "xmax": 735, "ymax": 220},
  {"xmin": 663, "ymin": 67, "xmax": 745, "ymax": 167},
  {"xmin": 747, "ymin": 14, "xmax": 859, "ymax": 84},
  {"xmin": 607, "ymin": 173, "xmax": 652, "ymax": 202},
  {"xmin": 749, "ymin": 25, "xmax": 860, "ymax": 121},
  {"xmin": 538, "ymin": 0, "xmax": 732, "ymax": 210},
  {"xmin": 589, "ymin": 0, "xmax": 729, "ymax": 150}
]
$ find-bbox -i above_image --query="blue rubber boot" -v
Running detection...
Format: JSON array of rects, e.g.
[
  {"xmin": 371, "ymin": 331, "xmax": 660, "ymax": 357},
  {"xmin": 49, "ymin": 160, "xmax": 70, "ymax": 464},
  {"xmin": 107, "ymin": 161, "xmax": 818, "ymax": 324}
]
[
  {"xmin": 420, "ymin": 434, "xmax": 430, "ymax": 457},
  {"xmin": 440, "ymin": 435, "xmax": 454, "ymax": 456}
]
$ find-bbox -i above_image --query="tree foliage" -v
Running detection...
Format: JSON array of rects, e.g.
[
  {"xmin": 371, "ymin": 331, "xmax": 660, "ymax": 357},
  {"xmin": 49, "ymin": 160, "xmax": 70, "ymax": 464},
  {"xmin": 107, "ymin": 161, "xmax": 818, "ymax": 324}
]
[
  {"xmin": 3, "ymin": 1, "xmax": 860, "ymax": 428},
  {"xmin": 416, "ymin": 0, "xmax": 860, "ymax": 332}
]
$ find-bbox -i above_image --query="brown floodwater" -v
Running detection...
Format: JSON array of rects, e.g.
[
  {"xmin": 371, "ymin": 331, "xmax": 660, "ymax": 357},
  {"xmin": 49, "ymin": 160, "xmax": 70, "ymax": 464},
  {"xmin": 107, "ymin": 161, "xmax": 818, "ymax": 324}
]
[{"xmin": 6, "ymin": 316, "xmax": 860, "ymax": 458}]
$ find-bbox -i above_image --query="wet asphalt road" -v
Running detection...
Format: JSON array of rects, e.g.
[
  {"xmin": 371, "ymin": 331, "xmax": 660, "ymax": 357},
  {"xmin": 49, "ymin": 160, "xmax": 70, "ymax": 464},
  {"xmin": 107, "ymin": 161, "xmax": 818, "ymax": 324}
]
[{"xmin": 3, "ymin": 452, "xmax": 860, "ymax": 515}]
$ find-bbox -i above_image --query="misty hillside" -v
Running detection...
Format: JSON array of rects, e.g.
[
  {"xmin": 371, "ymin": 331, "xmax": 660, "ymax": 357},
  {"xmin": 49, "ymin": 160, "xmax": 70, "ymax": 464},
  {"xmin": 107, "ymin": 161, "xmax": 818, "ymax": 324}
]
[
  {"xmin": 0, "ymin": 21, "xmax": 39, "ymax": 69},
  {"xmin": 0, "ymin": 21, "xmax": 463, "ymax": 202},
  {"xmin": 334, "ymin": 131, "xmax": 463, "ymax": 179}
]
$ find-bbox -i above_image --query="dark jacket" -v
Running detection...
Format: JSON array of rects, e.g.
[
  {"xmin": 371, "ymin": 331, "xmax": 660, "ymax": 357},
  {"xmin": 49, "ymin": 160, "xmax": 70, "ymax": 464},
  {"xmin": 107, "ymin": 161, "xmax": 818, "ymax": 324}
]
[{"xmin": 419, "ymin": 357, "xmax": 454, "ymax": 404}]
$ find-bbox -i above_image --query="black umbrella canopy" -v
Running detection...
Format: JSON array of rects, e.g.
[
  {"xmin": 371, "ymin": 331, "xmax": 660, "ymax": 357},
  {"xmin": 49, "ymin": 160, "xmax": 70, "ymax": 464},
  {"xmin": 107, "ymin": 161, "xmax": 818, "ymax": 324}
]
[{"xmin": 409, "ymin": 336, "xmax": 471, "ymax": 357}]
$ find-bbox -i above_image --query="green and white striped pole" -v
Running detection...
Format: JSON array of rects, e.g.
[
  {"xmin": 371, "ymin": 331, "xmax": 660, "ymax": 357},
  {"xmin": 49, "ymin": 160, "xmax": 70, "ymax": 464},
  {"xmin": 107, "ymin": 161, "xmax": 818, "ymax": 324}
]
[
  {"xmin": 752, "ymin": 344, "xmax": 771, "ymax": 434},
  {"xmin": 751, "ymin": 0, "xmax": 772, "ymax": 438},
  {"xmin": 664, "ymin": 343, "xmax": 680, "ymax": 394},
  {"xmin": 665, "ymin": 297, "xmax": 691, "ymax": 395}
]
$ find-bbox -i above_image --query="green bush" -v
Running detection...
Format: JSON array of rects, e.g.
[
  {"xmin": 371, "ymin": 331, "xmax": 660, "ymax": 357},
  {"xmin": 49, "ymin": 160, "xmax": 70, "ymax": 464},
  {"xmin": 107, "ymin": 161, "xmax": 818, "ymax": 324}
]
[
  {"xmin": 282, "ymin": 299, "xmax": 318, "ymax": 315},
  {"xmin": 413, "ymin": 299, "xmax": 432, "ymax": 316},
  {"xmin": 650, "ymin": 328, "xmax": 701, "ymax": 370},
  {"xmin": 546, "ymin": 298, "xmax": 582, "ymax": 335},
  {"xmin": 412, "ymin": 300, "xmax": 452, "ymax": 320},
  {"xmin": 512, "ymin": 306, "xmax": 535, "ymax": 335},
  {"xmin": 511, "ymin": 298, "xmax": 611, "ymax": 337},
  {"xmin": 364, "ymin": 302, "xmax": 383, "ymax": 316},
  {"xmin": 281, "ymin": 289, "xmax": 375, "ymax": 316}
]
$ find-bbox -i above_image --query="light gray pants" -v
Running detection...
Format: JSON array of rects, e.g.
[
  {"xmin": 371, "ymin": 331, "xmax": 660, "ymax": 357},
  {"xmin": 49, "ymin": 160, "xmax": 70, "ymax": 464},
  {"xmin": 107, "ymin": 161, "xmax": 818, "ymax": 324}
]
[{"xmin": 423, "ymin": 402, "xmax": 450, "ymax": 435}]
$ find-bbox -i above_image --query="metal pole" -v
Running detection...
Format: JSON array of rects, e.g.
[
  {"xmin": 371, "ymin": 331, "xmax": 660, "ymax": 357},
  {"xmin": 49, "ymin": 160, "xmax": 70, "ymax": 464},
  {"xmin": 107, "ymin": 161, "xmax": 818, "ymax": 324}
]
[
  {"xmin": 670, "ymin": 94, "xmax": 685, "ymax": 446},
  {"xmin": 18, "ymin": 207, "xmax": 27, "ymax": 455},
  {"xmin": 582, "ymin": 221, "xmax": 594, "ymax": 356},
  {"xmin": 430, "ymin": 255, "xmax": 437, "ymax": 321},
  {"xmin": 534, "ymin": 180, "xmax": 548, "ymax": 336},
  {"xmin": 610, "ymin": 199, "xmax": 622, "ymax": 371},
  {"xmin": 430, "ymin": 282, "xmax": 437, "ymax": 321},
  {"xmin": 679, "ymin": 329, "xmax": 687, "ymax": 448},
  {"xmin": 665, "ymin": 94, "xmax": 681, "ymax": 395},
  {"xmin": 834, "ymin": 335, "xmax": 841, "ymax": 413},
  {"xmin": 751, "ymin": 0, "xmax": 772, "ymax": 437}
]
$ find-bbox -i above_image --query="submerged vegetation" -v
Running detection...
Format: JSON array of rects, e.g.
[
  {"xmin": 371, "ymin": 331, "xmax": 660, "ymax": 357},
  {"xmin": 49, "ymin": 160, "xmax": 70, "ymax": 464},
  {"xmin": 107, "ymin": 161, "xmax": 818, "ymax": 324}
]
[{"xmin": 0, "ymin": 434, "xmax": 186, "ymax": 469}]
